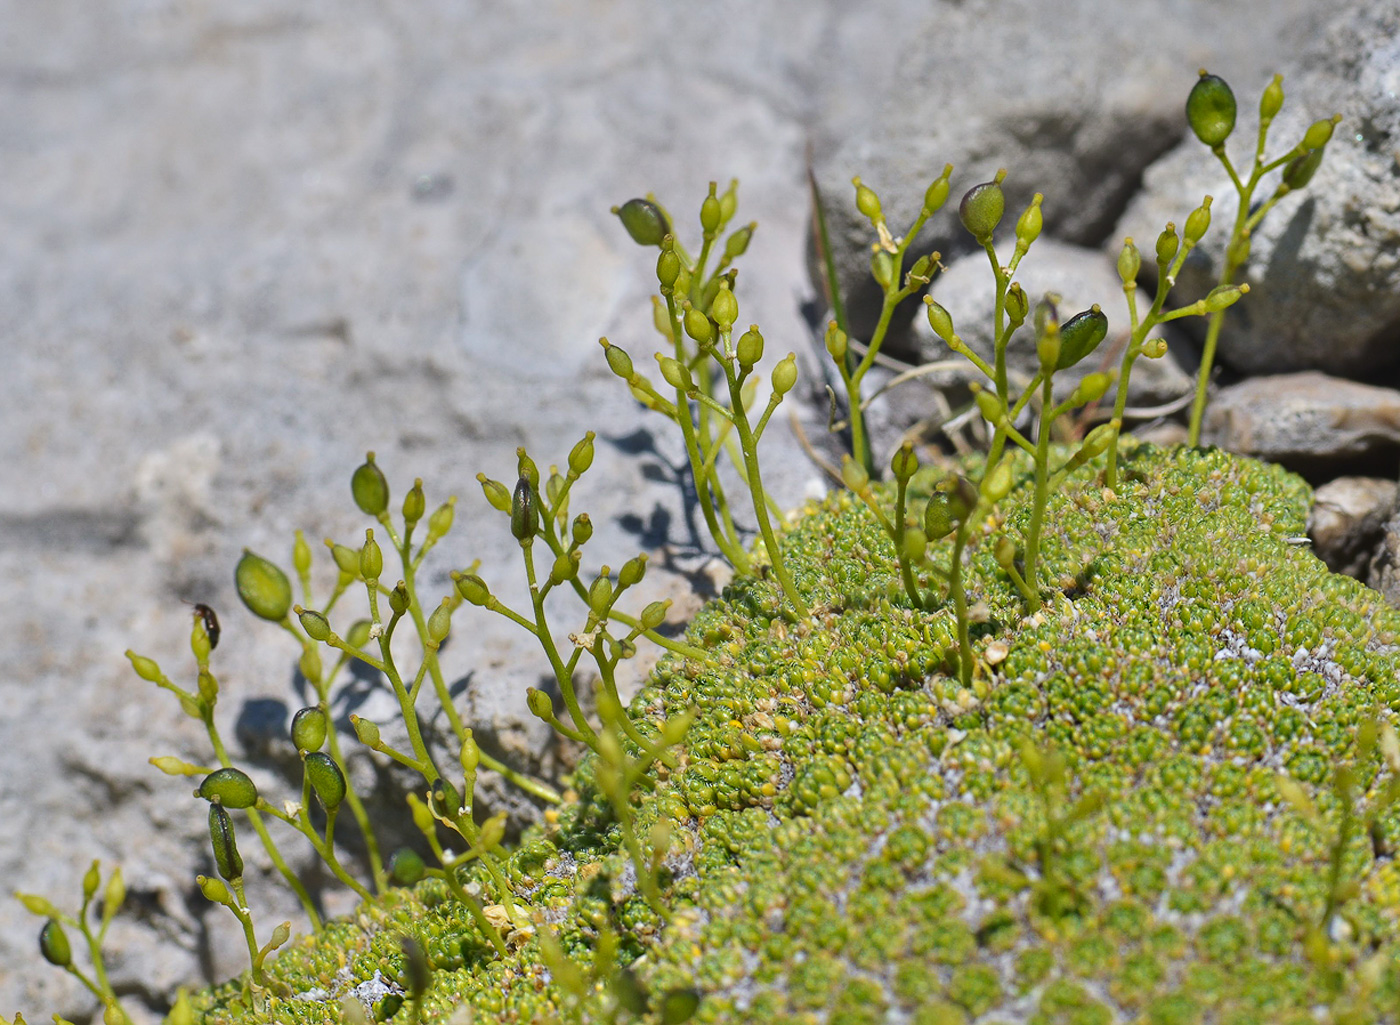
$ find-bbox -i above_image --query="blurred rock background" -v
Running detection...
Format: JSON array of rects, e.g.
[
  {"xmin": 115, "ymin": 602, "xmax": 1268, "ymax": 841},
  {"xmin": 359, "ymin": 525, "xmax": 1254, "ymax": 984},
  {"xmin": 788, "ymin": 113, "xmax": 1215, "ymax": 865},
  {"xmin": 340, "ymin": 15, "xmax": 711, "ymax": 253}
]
[{"xmin": 3, "ymin": 0, "xmax": 1394, "ymax": 1019}]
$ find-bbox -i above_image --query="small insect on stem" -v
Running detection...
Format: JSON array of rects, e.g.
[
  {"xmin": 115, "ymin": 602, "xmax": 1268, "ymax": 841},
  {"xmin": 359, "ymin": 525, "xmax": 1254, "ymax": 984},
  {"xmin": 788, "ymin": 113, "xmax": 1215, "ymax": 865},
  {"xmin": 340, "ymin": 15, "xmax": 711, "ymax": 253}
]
[{"xmin": 184, "ymin": 601, "xmax": 221, "ymax": 650}]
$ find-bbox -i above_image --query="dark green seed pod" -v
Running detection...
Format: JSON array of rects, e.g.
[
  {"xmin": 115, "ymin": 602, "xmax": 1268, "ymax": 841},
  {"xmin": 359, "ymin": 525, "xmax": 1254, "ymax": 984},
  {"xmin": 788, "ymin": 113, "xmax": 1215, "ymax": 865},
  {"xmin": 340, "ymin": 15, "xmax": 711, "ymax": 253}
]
[
  {"xmin": 291, "ymin": 706, "xmax": 329, "ymax": 752},
  {"xmin": 510, "ymin": 477, "xmax": 536, "ymax": 542},
  {"xmin": 305, "ymin": 752, "xmax": 348, "ymax": 811},
  {"xmin": 235, "ymin": 550, "xmax": 292, "ymax": 623},
  {"xmin": 351, "ymin": 453, "xmax": 390, "ymax": 517},
  {"xmin": 298, "ymin": 607, "xmax": 331, "ymax": 642},
  {"xmin": 958, "ymin": 172, "xmax": 1006, "ymax": 242},
  {"xmin": 389, "ymin": 848, "xmax": 425, "ymax": 885},
  {"xmin": 1283, "ymin": 146, "xmax": 1325, "ymax": 190},
  {"xmin": 614, "ymin": 198, "xmax": 669, "ymax": 246},
  {"xmin": 402, "ymin": 479, "xmax": 426, "ymax": 529},
  {"xmin": 196, "ymin": 767, "xmax": 258, "ymax": 809},
  {"xmin": 1055, "ymin": 306, "xmax": 1109, "ymax": 370},
  {"xmin": 208, "ymin": 803, "xmax": 244, "ymax": 882},
  {"xmin": 39, "ymin": 919, "xmax": 71, "ymax": 968},
  {"xmin": 924, "ymin": 494, "xmax": 956, "ymax": 539},
  {"xmin": 1186, "ymin": 71, "xmax": 1236, "ymax": 147},
  {"xmin": 430, "ymin": 778, "xmax": 462, "ymax": 818}
]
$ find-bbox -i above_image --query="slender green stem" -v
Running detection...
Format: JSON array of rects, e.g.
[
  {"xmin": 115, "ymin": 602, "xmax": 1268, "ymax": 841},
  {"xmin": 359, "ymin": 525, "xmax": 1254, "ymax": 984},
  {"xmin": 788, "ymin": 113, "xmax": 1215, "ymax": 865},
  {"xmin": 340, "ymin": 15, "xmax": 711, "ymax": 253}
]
[
  {"xmin": 892, "ymin": 474, "xmax": 923, "ymax": 608},
  {"xmin": 522, "ymin": 540, "xmax": 598, "ymax": 744},
  {"xmin": 1021, "ymin": 373, "xmax": 1054, "ymax": 612},
  {"xmin": 949, "ymin": 524, "xmax": 974, "ymax": 692}
]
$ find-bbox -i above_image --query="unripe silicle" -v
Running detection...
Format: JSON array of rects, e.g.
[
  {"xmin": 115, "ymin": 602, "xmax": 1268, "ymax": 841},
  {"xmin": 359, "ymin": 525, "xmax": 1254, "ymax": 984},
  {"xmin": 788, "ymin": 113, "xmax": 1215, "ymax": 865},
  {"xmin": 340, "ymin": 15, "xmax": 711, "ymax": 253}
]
[
  {"xmin": 772, "ymin": 354, "xmax": 798, "ymax": 396},
  {"xmin": 1005, "ymin": 283, "xmax": 1029, "ymax": 327},
  {"xmin": 197, "ymin": 875, "xmax": 231, "ymax": 906},
  {"xmin": 923, "ymin": 164, "xmax": 954, "ymax": 214},
  {"xmin": 293, "ymin": 531, "xmax": 312, "ymax": 577},
  {"xmin": 1186, "ymin": 71, "xmax": 1236, "ymax": 147},
  {"xmin": 683, "ymin": 306, "xmax": 713, "ymax": 345},
  {"xmin": 656, "ymin": 248, "xmax": 681, "ymax": 289},
  {"xmin": 924, "ymin": 494, "xmax": 955, "ymax": 539},
  {"xmin": 208, "ymin": 803, "xmax": 243, "ymax": 882},
  {"xmin": 1155, "ymin": 223, "xmax": 1179, "ymax": 268},
  {"xmin": 460, "ymin": 730, "xmax": 480, "ymax": 773},
  {"xmin": 305, "ymin": 751, "xmax": 347, "ymax": 811},
  {"xmin": 871, "ymin": 249, "xmax": 896, "ymax": 290},
  {"xmin": 127, "ymin": 651, "xmax": 163, "ymax": 683},
  {"xmin": 641, "ymin": 600, "xmax": 669, "ymax": 631},
  {"xmin": 824, "ymin": 321, "xmax": 848, "ymax": 363},
  {"xmin": 425, "ymin": 499, "xmax": 455, "ymax": 546},
  {"xmin": 510, "ymin": 477, "xmax": 536, "ymax": 542},
  {"xmin": 1204, "ymin": 283, "xmax": 1248, "ymax": 312},
  {"xmin": 841, "ymin": 455, "xmax": 869, "ymax": 493},
  {"xmin": 737, "ymin": 327, "xmax": 764, "ymax": 370},
  {"xmin": 291, "ymin": 706, "xmax": 329, "ymax": 752},
  {"xmin": 516, "ymin": 448, "xmax": 539, "ymax": 490},
  {"xmin": 1036, "ymin": 319, "xmax": 1062, "ymax": 374},
  {"xmin": 852, "ymin": 176, "xmax": 883, "ymax": 224},
  {"xmin": 946, "ymin": 475, "xmax": 980, "ymax": 522},
  {"xmin": 1260, "ymin": 74, "xmax": 1284, "ymax": 122},
  {"xmin": 427, "ymin": 597, "xmax": 452, "ymax": 644},
  {"xmin": 718, "ymin": 179, "xmax": 738, "ymax": 223},
  {"xmin": 298, "ymin": 607, "xmax": 331, "ymax": 641},
  {"xmin": 346, "ymin": 619, "xmax": 373, "ymax": 649},
  {"xmin": 890, "ymin": 441, "xmax": 918, "ymax": 481},
  {"xmin": 1283, "ymin": 147, "xmax": 1324, "ymax": 190},
  {"xmin": 389, "ymin": 848, "xmax": 426, "ymax": 886},
  {"xmin": 588, "ymin": 575, "xmax": 614, "ymax": 616},
  {"xmin": 571, "ymin": 512, "xmax": 593, "ymax": 547},
  {"xmin": 352, "ymin": 715, "xmax": 381, "ymax": 748},
  {"xmin": 973, "ymin": 385, "xmax": 1002, "ymax": 426},
  {"xmin": 994, "ymin": 535, "xmax": 1017, "ymax": 572},
  {"xmin": 902, "ymin": 526, "xmax": 927, "ymax": 564},
  {"xmin": 568, "ymin": 432, "xmax": 595, "ymax": 477},
  {"xmin": 1074, "ymin": 371, "xmax": 1114, "ymax": 405},
  {"xmin": 359, "ymin": 532, "xmax": 383, "ymax": 580},
  {"xmin": 235, "ymin": 550, "xmax": 292, "ymax": 622},
  {"xmin": 657, "ymin": 354, "xmax": 694, "ymax": 392},
  {"xmin": 197, "ymin": 767, "xmax": 258, "ymax": 809},
  {"xmin": 328, "ymin": 541, "xmax": 360, "ymax": 576},
  {"xmin": 614, "ymin": 198, "xmax": 670, "ymax": 246},
  {"xmin": 724, "ymin": 223, "xmax": 755, "ymax": 261},
  {"xmin": 1140, "ymin": 337, "xmax": 1168, "ymax": 359},
  {"xmin": 526, "ymin": 688, "xmax": 554, "ymax": 723},
  {"xmin": 959, "ymin": 171, "xmax": 1006, "ymax": 242},
  {"xmin": 711, "ymin": 285, "xmax": 738, "ymax": 329},
  {"xmin": 1184, "ymin": 196, "xmax": 1213, "ymax": 245},
  {"xmin": 1303, "ymin": 115, "xmax": 1339, "ymax": 152},
  {"xmin": 700, "ymin": 187, "xmax": 722, "ymax": 234},
  {"xmin": 923, "ymin": 299, "xmax": 958, "ymax": 347},
  {"xmin": 1015, "ymin": 194, "xmax": 1043, "ymax": 248},
  {"xmin": 1117, "ymin": 238, "xmax": 1141, "ymax": 285},
  {"xmin": 388, "ymin": 582, "xmax": 410, "ymax": 617},
  {"xmin": 402, "ymin": 479, "xmax": 426, "ymax": 528},
  {"xmin": 550, "ymin": 550, "xmax": 580, "ymax": 585},
  {"xmin": 1055, "ymin": 306, "xmax": 1108, "ymax": 370},
  {"xmin": 1080, "ymin": 421, "xmax": 1119, "ymax": 459},
  {"xmin": 351, "ymin": 453, "xmax": 390, "ymax": 517},
  {"xmin": 981, "ymin": 459, "xmax": 1012, "ymax": 503},
  {"xmin": 618, "ymin": 554, "xmax": 647, "ymax": 589},
  {"xmin": 602, "ymin": 339, "xmax": 634, "ymax": 379},
  {"xmin": 39, "ymin": 919, "xmax": 71, "ymax": 968}
]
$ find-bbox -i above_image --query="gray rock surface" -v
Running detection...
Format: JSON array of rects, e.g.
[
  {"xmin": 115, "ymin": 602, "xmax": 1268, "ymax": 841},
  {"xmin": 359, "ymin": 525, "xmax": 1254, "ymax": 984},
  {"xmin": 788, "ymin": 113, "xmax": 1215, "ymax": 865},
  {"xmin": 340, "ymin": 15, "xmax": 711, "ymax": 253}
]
[
  {"xmin": 1371, "ymin": 479, "xmax": 1400, "ymax": 607},
  {"xmin": 1307, "ymin": 475, "xmax": 1398, "ymax": 578},
  {"xmin": 0, "ymin": 1, "xmax": 1376, "ymax": 1021},
  {"xmin": 1202, "ymin": 371, "xmax": 1400, "ymax": 473},
  {"xmin": 809, "ymin": 0, "xmax": 1353, "ymax": 362},
  {"xmin": 1114, "ymin": 2, "xmax": 1400, "ymax": 377}
]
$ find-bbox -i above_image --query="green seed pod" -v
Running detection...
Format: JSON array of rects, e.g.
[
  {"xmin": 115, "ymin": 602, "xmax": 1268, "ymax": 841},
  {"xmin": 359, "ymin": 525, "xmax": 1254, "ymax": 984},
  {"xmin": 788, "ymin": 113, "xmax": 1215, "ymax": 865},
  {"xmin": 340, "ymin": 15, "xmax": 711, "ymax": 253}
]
[
  {"xmin": 127, "ymin": 651, "xmax": 164, "ymax": 683},
  {"xmin": 736, "ymin": 327, "xmax": 764, "ymax": 370},
  {"xmin": 39, "ymin": 920, "xmax": 72, "ymax": 968},
  {"xmin": 388, "ymin": 848, "xmax": 425, "ymax": 886},
  {"xmin": 656, "ymin": 248, "xmax": 681, "ymax": 289},
  {"xmin": 1055, "ymin": 306, "xmax": 1108, "ymax": 370},
  {"xmin": 890, "ymin": 441, "xmax": 919, "ymax": 481},
  {"xmin": 291, "ymin": 706, "xmax": 329, "ymax": 752},
  {"xmin": 682, "ymin": 306, "xmax": 713, "ymax": 345},
  {"xmin": 526, "ymin": 687, "xmax": 555, "ymax": 723},
  {"xmin": 516, "ymin": 449, "xmax": 539, "ymax": 490},
  {"xmin": 1117, "ymin": 238, "xmax": 1141, "ymax": 285},
  {"xmin": 235, "ymin": 550, "xmax": 293, "ymax": 623},
  {"xmin": 359, "ymin": 531, "xmax": 383, "ymax": 580},
  {"xmin": 292, "ymin": 530, "xmax": 313, "ymax": 578},
  {"xmin": 972, "ymin": 385, "xmax": 1002, "ymax": 426},
  {"xmin": 455, "ymin": 572, "xmax": 491, "ymax": 606},
  {"xmin": 351, "ymin": 453, "xmax": 390, "ymax": 517},
  {"xmin": 905, "ymin": 253, "xmax": 933, "ymax": 287},
  {"xmin": 208, "ymin": 803, "xmax": 243, "ymax": 882},
  {"xmin": 1005, "ymin": 283, "xmax": 1029, "ymax": 327},
  {"xmin": 197, "ymin": 874, "xmax": 231, "ymax": 906},
  {"xmin": 700, "ymin": 186, "xmax": 722, "ymax": 234},
  {"xmin": 1303, "ymin": 115, "xmax": 1339, "ymax": 152},
  {"xmin": 1260, "ymin": 74, "xmax": 1284, "ymax": 122},
  {"xmin": 425, "ymin": 498, "xmax": 456, "ymax": 545},
  {"xmin": 328, "ymin": 541, "xmax": 360, "ymax": 576},
  {"xmin": 657, "ymin": 354, "xmax": 694, "ymax": 392},
  {"xmin": 1184, "ymin": 196, "xmax": 1213, "ymax": 245},
  {"xmin": 924, "ymin": 298, "xmax": 956, "ymax": 344},
  {"xmin": 924, "ymin": 494, "xmax": 956, "ymax": 539},
  {"xmin": 460, "ymin": 730, "xmax": 480, "ymax": 774},
  {"xmin": 771, "ymin": 354, "xmax": 798, "ymax": 396},
  {"xmin": 958, "ymin": 171, "xmax": 1006, "ymax": 242},
  {"xmin": 83, "ymin": 861, "xmax": 101, "ymax": 902},
  {"xmin": 196, "ymin": 767, "xmax": 258, "ymax": 809},
  {"xmin": 902, "ymin": 525, "xmax": 927, "ymax": 564},
  {"xmin": 1015, "ymin": 194, "xmax": 1043, "ymax": 248},
  {"xmin": 1204, "ymin": 283, "xmax": 1249, "ymax": 312},
  {"xmin": 824, "ymin": 322, "xmax": 848, "ymax": 363},
  {"xmin": 510, "ymin": 477, "xmax": 536, "ymax": 542},
  {"xmin": 346, "ymin": 619, "xmax": 373, "ymax": 649},
  {"xmin": 640, "ymin": 600, "xmax": 669, "ymax": 631},
  {"xmin": 299, "ymin": 644, "xmax": 322, "ymax": 686},
  {"xmin": 430, "ymin": 778, "xmax": 461, "ymax": 818},
  {"xmin": 1186, "ymin": 71, "xmax": 1236, "ymax": 147},
  {"xmin": 1155, "ymin": 222, "xmax": 1179, "ymax": 268},
  {"xmin": 589, "ymin": 574, "xmax": 614, "ymax": 616},
  {"xmin": 1139, "ymin": 337, "xmax": 1168, "ymax": 359},
  {"xmin": 852, "ymin": 176, "xmax": 883, "ymax": 224},
  {"xmin": 1227, "ymin": 232, "xmax": 1251, "ymax": 267},
  {"xmin": 1074, "ymin": 371, "xmax": 1114, "ymax": 405},
  {"xmin": 602, "ymin": 339, "xmax": 634, "ymax": 380},
  {"xmin": 571, "ymin": 513, "xmax": 593, "ymax": 547},
  {"xmin": 870, "ymin": 249, "xmax": 896, "ymax": 290},
  {"xmin": 841, "ymin": 454, "xmax": 869, "ymax": 494},
  {"xmin": 477, "ymin": 473, "xmax": 511, "ymax": 513},
  {"xmin": 659, "ymin": 987, "xmax": 701, "ymax": 1025},
  {"xmin": 618, "ymin": 554, "xmax": 647, "ymax": 589},
  {"xmin": 923, "ymin": 164, "xmax": 954, "ymax": 215},
  {"xmin": 305, "ymin": 752, "xmax": 347, "ymax": 811},
  {"xmin": 387, "ymin": 582, "xmax": 410, "ymax": 617},
  {"xmin": 614, "ymin": 199, "xmax": 670, "ymax": 247},
  {"xmin": 298, "ymin": 607, "xmax": 331, "ymax": 642},
  {"xmin": 981, "ymin": 459, "xmax": 1013, "ymax": 503},
  {"xmin": 947, "ymin": 475, "xmax": 979, "ymax": 522},
  {"xmin": 427, "ymin": 598, "xmax": 452, "ymax": 644},
  {"xmin": 711, "ymin": 285, "xmax": 738, "ymax": 329},
  {"xmin": 724, "ymin": 222, "xmax": 755, "ymax": 261},
  {"xmin": 549, "ymin": 550, "xmax": 580, "ymax": 586},
  {"xmin": 197, "ymin": 669, "xmax": 219, "ymax": 707},
  {"xmin": 352, "ymin": 715, "xmax": 381, "ymax": 748},
  {"xmin": 1036, "ymin": 318, "xmax": 1062, "ymax": 374},
  {"xmin": 567, "ymin": 432, "xmax": 595, "ymax": 478},
  {"xmin": 1079, "ymin": 421, "xmax": 1119, "ymax": 459},
  {"xmin": 401, "ymin": 935, "xmax": 431, "ymax": 1000},
  {"xmin": 402, "ymin": 479, "xmax": 426, "ymax": 529},
  {"xmin": 1283, "ymin": 146, "xmax": 1325, "ymax": 190}
]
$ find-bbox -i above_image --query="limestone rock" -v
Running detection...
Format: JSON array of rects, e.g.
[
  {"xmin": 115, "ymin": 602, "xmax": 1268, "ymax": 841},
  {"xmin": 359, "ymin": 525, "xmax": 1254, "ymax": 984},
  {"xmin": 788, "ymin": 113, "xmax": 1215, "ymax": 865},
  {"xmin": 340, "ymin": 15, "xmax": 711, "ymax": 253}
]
[{"xmin": 1307, "ymin": 475, "xmax": 1397, "ymax": 578}]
